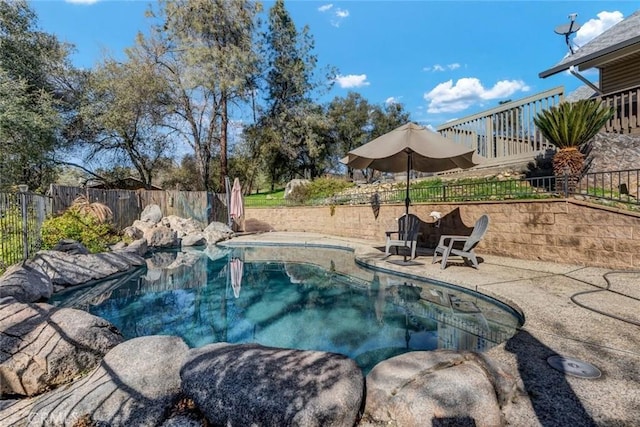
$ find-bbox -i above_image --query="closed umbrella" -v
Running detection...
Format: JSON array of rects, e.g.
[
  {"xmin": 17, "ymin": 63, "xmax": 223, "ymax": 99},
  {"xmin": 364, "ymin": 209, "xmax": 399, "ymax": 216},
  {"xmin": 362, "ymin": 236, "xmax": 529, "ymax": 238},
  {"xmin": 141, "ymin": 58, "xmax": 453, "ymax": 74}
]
[
  {"xmin": 341, "ymin": 122, "xmax": 480, "ymax": 217},
  {"xmin": 230, "ymin": 178, "xmax": 244, "ymax": 231}
]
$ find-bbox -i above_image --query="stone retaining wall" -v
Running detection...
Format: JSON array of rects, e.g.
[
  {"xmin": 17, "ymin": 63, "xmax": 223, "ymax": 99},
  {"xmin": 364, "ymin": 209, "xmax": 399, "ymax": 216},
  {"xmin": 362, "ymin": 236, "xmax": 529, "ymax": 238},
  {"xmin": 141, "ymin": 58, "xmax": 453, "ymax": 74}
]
[{"xmin": 245, "ymin": 199, "xmax": 640, "ymax": 269}]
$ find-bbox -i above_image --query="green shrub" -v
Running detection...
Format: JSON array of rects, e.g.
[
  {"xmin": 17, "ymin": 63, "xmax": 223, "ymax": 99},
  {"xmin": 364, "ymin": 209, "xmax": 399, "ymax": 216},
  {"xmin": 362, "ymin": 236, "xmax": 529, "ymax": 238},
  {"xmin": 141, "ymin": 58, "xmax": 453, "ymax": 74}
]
[
  {"xmin": 288, "ymin": 177, "xmax": 354, "ymax": 204},
  {"xmin": 41, "ymin": 209, "xmax": 118, "ymax": 253}
]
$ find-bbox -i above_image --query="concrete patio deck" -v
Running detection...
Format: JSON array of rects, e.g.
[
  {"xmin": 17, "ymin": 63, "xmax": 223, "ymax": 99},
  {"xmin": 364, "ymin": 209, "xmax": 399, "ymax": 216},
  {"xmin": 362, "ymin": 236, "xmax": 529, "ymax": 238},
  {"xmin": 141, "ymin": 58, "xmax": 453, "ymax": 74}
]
[{"xmin": 224, "ymin": 231, "xmax": 640, "ymax": 427}]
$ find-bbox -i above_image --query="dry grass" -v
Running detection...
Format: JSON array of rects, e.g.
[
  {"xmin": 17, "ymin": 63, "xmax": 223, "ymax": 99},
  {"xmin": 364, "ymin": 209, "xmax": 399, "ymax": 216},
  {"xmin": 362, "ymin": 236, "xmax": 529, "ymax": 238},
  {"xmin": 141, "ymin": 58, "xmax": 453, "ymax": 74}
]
[{"xmin": 71, "ymin": 195, "xmax": 113, "ymax": 224}]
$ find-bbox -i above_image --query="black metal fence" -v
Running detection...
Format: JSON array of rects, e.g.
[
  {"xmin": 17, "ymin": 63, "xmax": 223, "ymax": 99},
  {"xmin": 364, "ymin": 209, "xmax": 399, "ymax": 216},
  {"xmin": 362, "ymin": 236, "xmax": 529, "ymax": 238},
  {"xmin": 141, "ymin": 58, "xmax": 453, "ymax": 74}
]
[
  {"xmin": 246, "ymin": 169, "xmax": 640, "ymax": 210},
  {"xmin": 0, "ymin": 190, "xmax": 52, "ymax": 272}
]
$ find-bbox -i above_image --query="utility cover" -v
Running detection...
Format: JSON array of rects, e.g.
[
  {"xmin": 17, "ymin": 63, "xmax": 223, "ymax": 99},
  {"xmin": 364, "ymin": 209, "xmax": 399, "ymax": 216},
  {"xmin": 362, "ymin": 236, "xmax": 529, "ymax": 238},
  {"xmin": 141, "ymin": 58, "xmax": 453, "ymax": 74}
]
[{"xmin": 547, "ymin": 355, "xmax": 601, "ymax": 379}]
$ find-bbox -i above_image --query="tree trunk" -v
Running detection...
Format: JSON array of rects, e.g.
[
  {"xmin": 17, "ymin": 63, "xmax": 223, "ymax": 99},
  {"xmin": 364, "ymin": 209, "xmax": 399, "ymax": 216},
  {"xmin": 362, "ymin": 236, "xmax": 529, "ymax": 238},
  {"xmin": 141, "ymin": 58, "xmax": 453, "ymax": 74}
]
[{"xmin": 219, "ymin": 94, "xmax": 228, "ymax": 191}]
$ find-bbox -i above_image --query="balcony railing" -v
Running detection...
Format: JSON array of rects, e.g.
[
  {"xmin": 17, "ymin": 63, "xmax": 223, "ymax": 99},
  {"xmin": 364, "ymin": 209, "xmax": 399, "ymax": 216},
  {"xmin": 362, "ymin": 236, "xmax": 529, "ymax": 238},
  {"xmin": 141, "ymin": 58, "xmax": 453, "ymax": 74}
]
[
  {"xmin": 436, "ymin": 87, "xmax": 564, "ymax": 163},
  {"xmin": 600, "ymin": 85, "xmax": 640, "ymax": 134}
]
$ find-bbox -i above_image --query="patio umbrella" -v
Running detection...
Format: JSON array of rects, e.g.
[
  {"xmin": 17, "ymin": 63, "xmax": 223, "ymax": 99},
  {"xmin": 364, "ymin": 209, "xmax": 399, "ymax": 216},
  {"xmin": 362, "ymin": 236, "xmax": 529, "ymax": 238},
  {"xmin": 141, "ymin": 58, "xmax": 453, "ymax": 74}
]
[
  {"xmin": 230, "ymin": 178, "xmax": 244, "ymax": 231},
  {"xmin": 341, "ymin": 122, "xmax": 480, "ymax": 217}
]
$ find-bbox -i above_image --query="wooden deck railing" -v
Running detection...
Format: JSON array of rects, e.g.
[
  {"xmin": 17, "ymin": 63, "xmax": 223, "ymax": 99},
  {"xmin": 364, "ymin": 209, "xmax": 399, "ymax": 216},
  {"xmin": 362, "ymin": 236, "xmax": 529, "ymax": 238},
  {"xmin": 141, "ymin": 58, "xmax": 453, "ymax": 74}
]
[
  {"xmin": 600, "ymin": 85, "xmax": 640, "ymax": 134},
  {"xmin": 436, "ymin": 87, "xmax": 564, "ymax": 163}
]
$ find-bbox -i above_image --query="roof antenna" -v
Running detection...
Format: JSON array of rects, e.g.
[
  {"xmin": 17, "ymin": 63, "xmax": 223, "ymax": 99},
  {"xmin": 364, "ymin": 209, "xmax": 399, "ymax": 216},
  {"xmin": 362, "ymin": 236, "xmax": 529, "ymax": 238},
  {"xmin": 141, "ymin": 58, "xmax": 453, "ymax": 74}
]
[{"xmin": 554, "ymin": 13, "xmax": 581, "ymax": 54}]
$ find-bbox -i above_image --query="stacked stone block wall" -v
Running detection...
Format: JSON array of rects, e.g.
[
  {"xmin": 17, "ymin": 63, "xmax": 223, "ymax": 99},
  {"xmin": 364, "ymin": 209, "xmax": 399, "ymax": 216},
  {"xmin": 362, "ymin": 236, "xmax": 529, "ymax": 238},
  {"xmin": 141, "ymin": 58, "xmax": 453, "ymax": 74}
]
[{"xmin": 245, "ymin": 199, "xmax": 640, "ymax": 269}]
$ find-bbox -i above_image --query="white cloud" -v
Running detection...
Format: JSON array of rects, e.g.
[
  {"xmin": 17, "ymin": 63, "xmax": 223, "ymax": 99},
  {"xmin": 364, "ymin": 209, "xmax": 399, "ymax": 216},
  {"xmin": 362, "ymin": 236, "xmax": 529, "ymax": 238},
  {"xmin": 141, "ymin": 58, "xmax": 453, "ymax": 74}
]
[
  {"xmin": 335, "ymin": 8, "xmax": 349, "ymax": 18},
  {"xmin": 385, "ymin": 96, "xmax": 401, "ymax": 105},
  {"xmin": 424, "ymin": 77, "xmax": 530, "ymax": 113},
  {"xmin": 423, "ymin": 63, "xmax": 461, "ymax": 72},
  {"xmin": 573, "ymin": 11, "xmax": 623, "ymax": 49},
  {"xmin": 335, "ymin": 74, "xmax": 370, "ymax": 88},
  {"xmin": 318, "ymin": 4, "xmax": 333, "ymax": 13},
  {"xmin": 329, "ymin": 8, "xmax": 349, "ymax": 27},
  {"xmin": 65, "ymin": 0, "xmax": 99, "ymax": 4}
]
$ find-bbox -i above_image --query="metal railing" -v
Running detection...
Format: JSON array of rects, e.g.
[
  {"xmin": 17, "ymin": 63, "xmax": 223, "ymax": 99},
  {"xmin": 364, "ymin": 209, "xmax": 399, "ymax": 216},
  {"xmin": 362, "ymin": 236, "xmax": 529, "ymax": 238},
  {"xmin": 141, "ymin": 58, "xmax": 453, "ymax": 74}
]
[
  {"xmin": 576, "ymin": 168, "xmax": 639, "ymax": 204},
  {"xmin": 246, "ymin": 169, "xmax": 640, "ymax": 210},
  {"xmin": 0, "ymin": 190, "xmax": 52, "ymax": 272}
]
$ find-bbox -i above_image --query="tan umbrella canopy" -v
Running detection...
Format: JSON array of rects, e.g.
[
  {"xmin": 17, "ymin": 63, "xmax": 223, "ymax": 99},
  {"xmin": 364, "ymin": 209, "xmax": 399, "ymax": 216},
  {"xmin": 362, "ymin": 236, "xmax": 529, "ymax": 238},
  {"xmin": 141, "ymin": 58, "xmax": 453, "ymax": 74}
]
[{"xmin": 341, "ymin": 122, "xmax": 480, "ymax": 215}]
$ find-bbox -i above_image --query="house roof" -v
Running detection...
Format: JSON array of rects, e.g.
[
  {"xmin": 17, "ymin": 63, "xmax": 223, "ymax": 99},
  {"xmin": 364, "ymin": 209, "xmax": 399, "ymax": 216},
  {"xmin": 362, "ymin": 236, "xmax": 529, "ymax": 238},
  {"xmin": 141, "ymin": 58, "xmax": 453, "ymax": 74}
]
[
  {"xmin": 87, "ymin": 177, "xmax": 162, "ymax": 190},
  {"xmin": 539, "ymin": 10, "xmax": 640, "ymax": 78}
]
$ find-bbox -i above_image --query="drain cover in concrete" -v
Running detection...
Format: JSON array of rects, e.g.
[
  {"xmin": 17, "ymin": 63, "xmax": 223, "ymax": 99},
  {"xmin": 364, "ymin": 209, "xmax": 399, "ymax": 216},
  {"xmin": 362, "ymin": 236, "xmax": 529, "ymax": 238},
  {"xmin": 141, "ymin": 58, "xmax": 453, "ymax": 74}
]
[{"xmin": 547, "ymin": 356, "xmax": 601, "ymax": 379}]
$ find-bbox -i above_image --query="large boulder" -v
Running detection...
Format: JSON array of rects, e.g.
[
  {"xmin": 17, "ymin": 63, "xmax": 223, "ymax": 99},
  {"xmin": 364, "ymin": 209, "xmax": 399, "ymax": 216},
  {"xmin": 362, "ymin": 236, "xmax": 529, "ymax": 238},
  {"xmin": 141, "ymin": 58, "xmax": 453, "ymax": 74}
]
[
  {"xmin": 0, "ymin": 263, "xmax": 52, "ymax": 303},
  {"xmin": 0, "ymin": 301, "xmax": 123, "ymax": 397},
  {"xmin": 144, "ymin": 225, "xmax": 179, "ymax": 248},
  {"xmin": 27, "ymin": 250, "xmax": 145, "ymax": 288},
  {"xmin": 131, "ymin": 219, "xmax": 154, "ymax": 234},
  {"xmin": 181, "ymin": 233, "xmax": 206, "ymax": 247},
  {"xmin": 161, "ymin": 215, "xmax": 204, "ymax": 238},
  {"xmin": 181, "ymin": 343, "xmax": 364, "ymax": 427},
  {"xmin": 120, "ymin": 238, "xmax": 148, "ymax": 257},
  {"xmin": 29, "ymin": 335, "xmax": 189, "ymax": 427},
  {"xmin": 0, "ymin": 395, "xmax": 36, "ymax": 426},
  {"xmin": 122, "ymin": 225, "xmax": 144, "ymax": 240},
  {"xmin": 284, "ymin": 179, "xmax": 310, "ymax": 199},
  {"xmin": 51, "ymin": 239, "xmax": 90, "ymax": 255},
  {"xmin": 140, "ymin": 204, "xmax": 163, "ymax": 225},
  {"xmin": 202, "ymin": 221, "xmax": 234, "ymax": 245},
  {"xmin": 362, "ymin": 350, "xmax": 517, "ymax": 427}
]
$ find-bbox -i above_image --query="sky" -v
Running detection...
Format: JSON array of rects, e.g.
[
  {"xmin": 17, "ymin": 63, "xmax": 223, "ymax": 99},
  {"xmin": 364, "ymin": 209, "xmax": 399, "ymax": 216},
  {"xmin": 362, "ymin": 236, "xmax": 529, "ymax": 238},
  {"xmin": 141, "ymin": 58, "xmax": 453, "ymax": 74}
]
[{"xmin": 29, "ymin": 0, "xmax": 639, "ymax": 131}]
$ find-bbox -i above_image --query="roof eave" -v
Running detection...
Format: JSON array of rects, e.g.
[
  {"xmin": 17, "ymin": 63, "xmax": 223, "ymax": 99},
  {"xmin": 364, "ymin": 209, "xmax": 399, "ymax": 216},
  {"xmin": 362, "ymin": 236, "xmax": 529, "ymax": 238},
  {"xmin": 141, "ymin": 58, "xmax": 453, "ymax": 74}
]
[{"xmin": 539, "ymin": 36, "xmax": 640, "ymax": 79}]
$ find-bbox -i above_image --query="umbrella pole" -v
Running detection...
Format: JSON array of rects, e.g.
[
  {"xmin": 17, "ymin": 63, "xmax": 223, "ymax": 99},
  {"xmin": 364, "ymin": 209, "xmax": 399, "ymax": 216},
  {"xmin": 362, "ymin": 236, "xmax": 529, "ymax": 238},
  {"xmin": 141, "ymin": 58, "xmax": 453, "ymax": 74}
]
[
  {"xmin": 405, "ymin": 153, "xmax": 411, "ymax": 217},
  {"xmin": 403, "ymin": 153, "xmax": 412, "ymax": 262}
]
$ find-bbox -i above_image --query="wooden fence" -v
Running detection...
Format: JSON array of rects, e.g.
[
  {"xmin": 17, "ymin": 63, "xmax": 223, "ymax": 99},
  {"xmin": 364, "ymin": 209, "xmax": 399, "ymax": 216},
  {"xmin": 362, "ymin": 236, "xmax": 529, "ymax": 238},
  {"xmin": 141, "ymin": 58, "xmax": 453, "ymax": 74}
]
[{"xmin": 49, "ymin": 185, "xmax": 228, "ymax": 230}]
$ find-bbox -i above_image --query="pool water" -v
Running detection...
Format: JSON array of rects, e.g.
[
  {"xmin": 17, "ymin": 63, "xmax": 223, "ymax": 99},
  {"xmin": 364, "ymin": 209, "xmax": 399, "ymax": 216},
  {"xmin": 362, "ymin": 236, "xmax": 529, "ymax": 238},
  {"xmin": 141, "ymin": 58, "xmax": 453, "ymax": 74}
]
[{"xmin": 51, "ymin": 245, "xmax": 522, "ymax": 373}]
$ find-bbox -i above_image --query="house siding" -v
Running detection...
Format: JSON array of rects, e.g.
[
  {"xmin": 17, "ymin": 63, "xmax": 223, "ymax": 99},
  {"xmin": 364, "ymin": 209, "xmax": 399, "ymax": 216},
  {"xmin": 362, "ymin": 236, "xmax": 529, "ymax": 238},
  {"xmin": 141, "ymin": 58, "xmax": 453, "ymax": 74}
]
[{"xmin": 600, "ymin": 52, "xmax": 640, "ymax": 93}]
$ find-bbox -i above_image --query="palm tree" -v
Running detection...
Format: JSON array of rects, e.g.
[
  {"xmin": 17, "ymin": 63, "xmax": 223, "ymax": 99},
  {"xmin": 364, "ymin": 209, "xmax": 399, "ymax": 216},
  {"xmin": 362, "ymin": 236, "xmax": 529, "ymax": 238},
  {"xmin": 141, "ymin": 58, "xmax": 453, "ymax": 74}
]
[{"xmin": 534, "ymin": 99, "xmax": 614, "ymax": 181}]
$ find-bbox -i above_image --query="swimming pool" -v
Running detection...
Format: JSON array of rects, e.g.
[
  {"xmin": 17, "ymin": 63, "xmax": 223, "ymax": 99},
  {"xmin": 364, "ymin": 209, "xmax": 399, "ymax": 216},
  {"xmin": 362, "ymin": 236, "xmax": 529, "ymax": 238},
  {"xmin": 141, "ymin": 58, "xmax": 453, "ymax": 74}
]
[{"xmin": 51, "ymin": 245, "xmax": 522, "ymax": 373}]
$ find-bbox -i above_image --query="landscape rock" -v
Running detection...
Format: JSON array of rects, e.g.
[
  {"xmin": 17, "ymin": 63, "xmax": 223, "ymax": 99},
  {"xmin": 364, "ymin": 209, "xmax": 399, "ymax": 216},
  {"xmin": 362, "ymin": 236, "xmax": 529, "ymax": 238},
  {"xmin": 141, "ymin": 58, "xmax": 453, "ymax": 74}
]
[
  {"xmin": 0, "ymin": 396, "xmax": 36, "ymax": 426},
  {"xmin": 181, "ymin": 343, "xmax": 364, "ymax": 427},
  {"xmin": 123, "ymin": 225, "xmax": 144, "ymax": 240},
  {"xmin": 144, "ymin": 225, "xmax": 178, "ymax": 248},
  {"xmin": 162, "ymin": 215, "xmax": 204, "ymax": 238},
  {"xmin": 362, "ymin": 350, "xmax": 516, "ymax": 427},
  {"xmin": 202, "ymin": 221, "xmax": 234, "ymax": 245},
  {"xmin": 140, "ymin": 204, "xmax": 163, "ymax": 225},
  {"xmin": 0, "ymin": 301, "xmax": 123, "ymax": 397},
  {"xmin": 52, "ymin": 239, "xmax": 90, "ymax": 255},
  {"xmin": 0, "ymin": 263, "xmax": 52, "ymax": 303},
  {"xmin": 132, "ymin": 219, "xmax": 154, "ymax": 233},
  {"xmin": 27, "ymin": 250, "xmax": 145, "ymax": 287},
  {"xmin": 284, "ymin": 178, "xmax": 310, "ymax": 199},
  {"xmin": 29, "ymin": 335, "xmax": 188, "ymax": 427},
  {"xmin": 110, "ymin": 241, "xmax": 127, "ymax": 250},
  {"xmin": 120, "ymin": 237, "xmax": 148, "ymax": 257},
  {"xmin": 181, "ymin": 233, "xmax": 206, "ymax": 247}
]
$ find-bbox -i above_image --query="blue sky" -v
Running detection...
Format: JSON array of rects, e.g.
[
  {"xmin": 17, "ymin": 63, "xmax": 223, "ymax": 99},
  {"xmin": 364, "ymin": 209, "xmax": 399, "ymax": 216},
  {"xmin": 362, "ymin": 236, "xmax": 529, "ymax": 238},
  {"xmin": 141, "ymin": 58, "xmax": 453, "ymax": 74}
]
[{"xmin": 29, "ymin": 0, "xmax": 638, "ymax": 130}]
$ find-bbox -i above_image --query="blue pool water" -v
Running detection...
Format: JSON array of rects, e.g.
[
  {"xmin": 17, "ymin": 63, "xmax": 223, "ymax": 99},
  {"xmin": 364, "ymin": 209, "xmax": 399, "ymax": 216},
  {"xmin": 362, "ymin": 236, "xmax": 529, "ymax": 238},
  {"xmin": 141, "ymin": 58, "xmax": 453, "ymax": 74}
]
[{"xmin": 51, "ymin": 245, "xmax": 522, "ymax": 373}]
